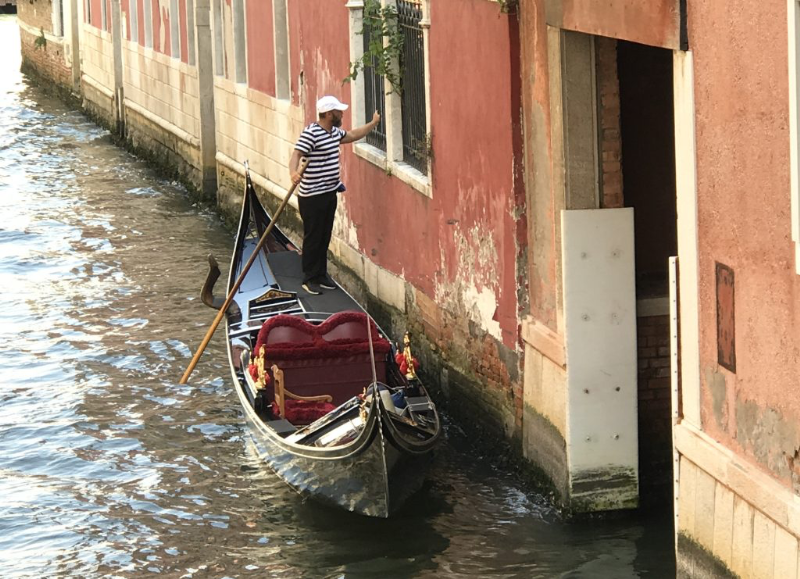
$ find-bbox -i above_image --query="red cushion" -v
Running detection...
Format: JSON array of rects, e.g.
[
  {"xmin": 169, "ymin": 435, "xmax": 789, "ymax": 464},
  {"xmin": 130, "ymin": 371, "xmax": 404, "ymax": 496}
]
[{"xmin": 273, "ymin": 400, "xmax": 337, "ymax": 425}]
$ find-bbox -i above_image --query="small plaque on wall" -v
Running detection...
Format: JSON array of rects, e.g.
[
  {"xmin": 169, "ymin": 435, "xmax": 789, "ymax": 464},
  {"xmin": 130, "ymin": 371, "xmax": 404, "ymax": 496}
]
[{"xmin": 716, "ymin": 262, "xmax": 736, "ymax": 373}]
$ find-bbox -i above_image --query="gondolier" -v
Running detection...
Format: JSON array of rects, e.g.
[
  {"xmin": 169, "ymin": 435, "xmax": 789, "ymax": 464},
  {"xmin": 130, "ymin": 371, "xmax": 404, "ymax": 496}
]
[{"xmin": 289, "ymin": 95, "xmax": 380, "ymax": 295}]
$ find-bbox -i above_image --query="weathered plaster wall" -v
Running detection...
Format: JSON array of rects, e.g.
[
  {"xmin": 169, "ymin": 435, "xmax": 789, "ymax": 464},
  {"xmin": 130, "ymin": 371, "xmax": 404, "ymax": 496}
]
[
  {"xmin": 287, "ymin": 0, "xmax": 350, "ymax": 116},
  {"xmin": 518, "ymin": 0, "xmax": 568, "ymax": 500},
  {"xmin": 690, "ymin": 0, "xmax": 800, "ymax": 489},
  {"xmin": 520, "ymin": 0, "xmax": 558, "ymax": 332},
  {"xmin": 545, "ymin": 0, "xmax": 680, "ymax": 50}
]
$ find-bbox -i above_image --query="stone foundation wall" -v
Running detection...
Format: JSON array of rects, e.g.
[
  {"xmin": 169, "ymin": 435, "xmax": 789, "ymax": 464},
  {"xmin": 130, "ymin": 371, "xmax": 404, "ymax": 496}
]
[
  {"xmin": 123, "ymin": 105, "xmax": 204, "ymax": 193},
  {"xmin": 676, "ymin": 423, "xmax": 800, "ymax": 579}
]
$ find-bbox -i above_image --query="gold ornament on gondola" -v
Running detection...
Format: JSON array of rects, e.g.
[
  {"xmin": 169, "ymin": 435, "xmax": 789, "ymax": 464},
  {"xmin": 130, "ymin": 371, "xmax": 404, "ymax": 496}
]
[
  {"xmin": 254, "ymin": 345, "xmax": 268, "ymax": 390},
  {"xmin": 402, "ymin": 332, "xmax": 418, "ymax": 380}
]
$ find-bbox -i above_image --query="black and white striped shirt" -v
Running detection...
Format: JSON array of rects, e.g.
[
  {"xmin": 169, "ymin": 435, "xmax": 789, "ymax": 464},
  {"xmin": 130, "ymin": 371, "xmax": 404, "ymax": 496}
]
[{"xmin": 294, "ymin": 123, "xmax": 346, "ymax": 197}]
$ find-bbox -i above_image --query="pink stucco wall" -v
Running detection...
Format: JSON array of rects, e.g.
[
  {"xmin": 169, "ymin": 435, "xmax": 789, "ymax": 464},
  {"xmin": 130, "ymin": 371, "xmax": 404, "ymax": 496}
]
[
  {"xmin": 547, "ymin": 0, "xmax": 680, "ymax": 50},
  {"xmin": 246, "ymin": 0, "xmax": 276, "ymax": 96},
  {"xmin": 286, "ymin": 0, "xmax": 523, "ymax": 349},
  {"xmin": 690, "ymin": 0, "xmax": 800, "ymax": 486}
]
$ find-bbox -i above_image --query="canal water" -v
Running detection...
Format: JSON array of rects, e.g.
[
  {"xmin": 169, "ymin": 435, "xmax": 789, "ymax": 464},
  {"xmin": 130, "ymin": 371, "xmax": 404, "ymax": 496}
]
[{"xmin": 0, "ymin": 17, "xmax": 675, "ymax": 578}]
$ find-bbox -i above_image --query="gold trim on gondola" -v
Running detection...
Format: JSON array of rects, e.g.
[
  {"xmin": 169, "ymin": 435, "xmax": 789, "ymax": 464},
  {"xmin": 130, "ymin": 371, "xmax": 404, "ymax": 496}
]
[
  {"xmin": 253, "ymin": 288, "xmax": 294, "ymax": 304},
  {"xmin": 402, "ymin": 332, "xmax": 417, "ymax": 380},
  {"xmin": 254, "ymin": 345, "xmax": 268, "ymax": 390}
]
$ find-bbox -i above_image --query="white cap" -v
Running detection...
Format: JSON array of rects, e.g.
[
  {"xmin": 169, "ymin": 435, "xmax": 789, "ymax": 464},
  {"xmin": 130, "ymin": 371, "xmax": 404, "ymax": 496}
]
[{"xmin": 316, "ymin": 95, "xmax": 349, "ymax": 115}]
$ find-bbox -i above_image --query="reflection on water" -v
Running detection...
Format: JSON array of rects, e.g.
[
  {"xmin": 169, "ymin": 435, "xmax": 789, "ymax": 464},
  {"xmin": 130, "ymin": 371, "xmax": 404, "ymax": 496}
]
[{"xmin": 0, "ymin": 16, "xmax": 675, "ymax": 578}]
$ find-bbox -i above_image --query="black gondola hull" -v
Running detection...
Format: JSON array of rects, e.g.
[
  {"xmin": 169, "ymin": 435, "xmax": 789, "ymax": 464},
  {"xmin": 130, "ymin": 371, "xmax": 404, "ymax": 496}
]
[{"xmin": 220, "ymin": 171, "xmax": 440, "ymax": 517}]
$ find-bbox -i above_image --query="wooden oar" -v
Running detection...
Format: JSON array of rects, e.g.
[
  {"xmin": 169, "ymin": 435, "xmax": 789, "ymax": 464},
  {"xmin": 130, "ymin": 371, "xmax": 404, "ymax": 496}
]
[{"xmin": 179, "ymin": 158, "xmax": 308, "ymax": 384}]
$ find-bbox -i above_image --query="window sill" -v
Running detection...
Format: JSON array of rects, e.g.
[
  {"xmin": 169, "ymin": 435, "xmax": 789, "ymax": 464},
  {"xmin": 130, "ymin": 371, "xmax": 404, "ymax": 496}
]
[{"xmin": 354, "ymin": 143, "xmax": 432, "ymax": 198}]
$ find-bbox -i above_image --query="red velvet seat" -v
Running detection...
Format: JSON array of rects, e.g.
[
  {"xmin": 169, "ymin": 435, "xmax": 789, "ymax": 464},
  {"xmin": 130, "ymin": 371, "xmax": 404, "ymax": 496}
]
[{"xmin": 249, "ymin": 311, "xmax": 391, "ymax": 409}]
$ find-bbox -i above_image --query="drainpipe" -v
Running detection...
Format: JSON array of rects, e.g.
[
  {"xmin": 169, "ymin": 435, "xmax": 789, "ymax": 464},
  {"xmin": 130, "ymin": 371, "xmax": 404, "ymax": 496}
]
[
  {"xmin": 110, "ymin": 0, "xmax": 124, "ymax": 136},
  {"xmin": 70, "ymin": 0, "xmax": 80, "ymax": 93},
  {"xmin": 194, "ymin": 0, "xmax": 218, "ymax": 200}
]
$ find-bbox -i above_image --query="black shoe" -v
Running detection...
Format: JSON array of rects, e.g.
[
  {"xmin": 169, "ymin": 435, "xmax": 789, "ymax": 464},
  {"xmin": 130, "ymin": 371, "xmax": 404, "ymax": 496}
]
[
  {"xmin": 318, "ymin": 274, "xmax": 337, "ymax": 290},
  {"xmin": 302, "ymin": 281, "xmax": 323, "ymax": 295}
]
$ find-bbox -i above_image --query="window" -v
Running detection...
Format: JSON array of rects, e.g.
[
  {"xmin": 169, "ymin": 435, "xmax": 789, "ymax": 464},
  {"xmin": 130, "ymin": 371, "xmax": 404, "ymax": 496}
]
[
  {"xmin": 170, "ymin": 0, "xmax": 180, "ymax": 58},
  {"xmin": 101, "ymin": 0, "xmax": 107, "ymax": 31},
  {"xmin": 362, "ymin": 9, "xmax": 387, "ymax": 150},
  {"xmin": 398, "ymin": 0, "xmax": 427, "ymax": 174},
  {"xmin": 52, "ymin": 0, "xmax": 64, "ymax": 36},
  {"xmin": 213, "ymin": 0, "xmax": 224, "ymax": 75},
  {"xmin": 130, "ymin": 0, "xmax": 139, "ymax": 43},
  {"xmin": 347, "ymin": 0, "xmax": 431, "ymax": 196},
  {"xmin": 274, "ymin": 0, "xmax": 290, "ymax": 99},
  {"xmin": 232, "ymin": 0, "xmax": 247, "ymax": 83},
  {"xmin": 144, "ymin": 0, "xmax": 153, "ymax": 48},
  {"xmin": 187, "ymin": 0, "xmax": 195, "ymax": 64}
]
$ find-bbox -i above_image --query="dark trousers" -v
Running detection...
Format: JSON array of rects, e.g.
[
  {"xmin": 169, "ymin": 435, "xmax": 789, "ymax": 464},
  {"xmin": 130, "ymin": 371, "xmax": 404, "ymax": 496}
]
[{"xmin": 298, "ymin": 191, "xmax": 338, "ymax": 283}]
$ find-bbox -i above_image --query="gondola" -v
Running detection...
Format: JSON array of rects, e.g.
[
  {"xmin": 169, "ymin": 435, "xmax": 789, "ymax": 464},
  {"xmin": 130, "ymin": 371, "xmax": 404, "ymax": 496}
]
[{"xmin": 201, "ymin": 165, "xmax": 441, "ymax": 518}]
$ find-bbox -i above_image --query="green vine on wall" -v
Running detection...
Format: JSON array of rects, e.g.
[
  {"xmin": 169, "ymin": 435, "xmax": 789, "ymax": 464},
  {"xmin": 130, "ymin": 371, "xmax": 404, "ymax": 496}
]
[
  {"xmin": 343, "ymin": 0, "xmax": 404, "ymax": 94},
  {"xmin": 34, "ymin": 28, "xmax": 47, "ymax": 50}
]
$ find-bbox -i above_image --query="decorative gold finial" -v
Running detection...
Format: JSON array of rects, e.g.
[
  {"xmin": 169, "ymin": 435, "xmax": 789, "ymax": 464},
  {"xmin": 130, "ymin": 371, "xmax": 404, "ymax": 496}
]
[
  {"xmin": 254, "ymin": 345, "xmax": 268, "ymax": 390},
  {"xmin": 403, "ymin": 331, "xmax": 417, "ymax": 380}
]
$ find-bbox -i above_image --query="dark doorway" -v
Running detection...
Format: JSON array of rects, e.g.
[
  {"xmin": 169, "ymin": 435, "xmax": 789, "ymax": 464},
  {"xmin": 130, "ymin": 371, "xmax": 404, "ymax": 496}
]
[
  {"xmin": 618, "ymin": 41, "xmax": 677, "ymax": 299},
  {"xmin": 617, "ymin": 40, "xmax": 677, "ymax": 510}
]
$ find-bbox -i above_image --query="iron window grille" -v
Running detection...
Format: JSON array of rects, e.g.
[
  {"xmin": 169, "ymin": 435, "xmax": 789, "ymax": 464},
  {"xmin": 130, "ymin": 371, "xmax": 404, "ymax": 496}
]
[
  {"xmin": 398, "ymin": 0, "xmax": 427, "ymax": 175},
  {"xmin": 363, "ymin": 13, "xmax": 387, "ymax": 151}
]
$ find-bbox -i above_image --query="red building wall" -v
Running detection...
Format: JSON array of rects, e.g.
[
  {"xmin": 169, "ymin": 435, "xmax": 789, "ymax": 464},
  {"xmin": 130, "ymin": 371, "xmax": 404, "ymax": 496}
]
[
  {"xmin": 287, "ymin": 0, "xmax": 350, "ymax": 117},
  {"xmin": 285, "ymin": 0, "xmax": 523, "ymax": 397}
]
